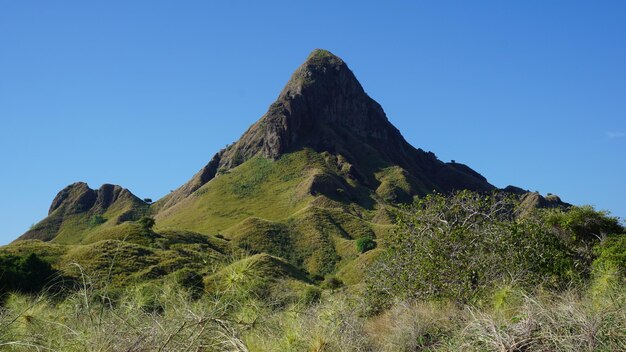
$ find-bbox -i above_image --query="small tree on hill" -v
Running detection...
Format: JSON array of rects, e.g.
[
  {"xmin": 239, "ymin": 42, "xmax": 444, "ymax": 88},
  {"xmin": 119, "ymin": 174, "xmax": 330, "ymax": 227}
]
[
  {"xmin": 137, "ymin": 216, "xmax": 156, "ymax": 235},
  {"xmin": 356, "ymin": 237, "xmax": 376, "ymax": 253}
]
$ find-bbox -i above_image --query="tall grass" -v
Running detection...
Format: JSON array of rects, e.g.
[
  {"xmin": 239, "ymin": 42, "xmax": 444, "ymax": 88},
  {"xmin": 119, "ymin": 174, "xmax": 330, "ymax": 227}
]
[
  {"xmin": 0, "ymin": 271, "xmax": 248, "ymax": 351},
  {"xmin": 1, "ymin": 281, "xmax": 624, "ymax": 351},
  {"xmin": 460, "ymin": 289, "xmax": 626, "ymax": 351},
  {"xmin": 244, "ymin": 284, "xmax": 625, "ymax": 351}
]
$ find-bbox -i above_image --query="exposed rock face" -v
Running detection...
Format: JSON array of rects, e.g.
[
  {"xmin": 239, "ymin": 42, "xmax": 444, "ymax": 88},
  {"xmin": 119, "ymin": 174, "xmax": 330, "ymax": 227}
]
[
  {"xmin": 157, "ymin": 49, "xmax": 495, "ymax": 211},
  {"xmin": 17, "ymin": 182, "xmax": 146, "ymax": 242},
  {"xmin": 48, "ymin": 182, "xmax": 97, "ymax": 215}
]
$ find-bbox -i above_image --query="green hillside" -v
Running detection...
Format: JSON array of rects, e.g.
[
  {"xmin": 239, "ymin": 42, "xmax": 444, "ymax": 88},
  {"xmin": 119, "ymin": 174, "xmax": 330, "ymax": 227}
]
[{"xmin": 155, "ymin": 150, "xmax": 320, "ymax": 233}]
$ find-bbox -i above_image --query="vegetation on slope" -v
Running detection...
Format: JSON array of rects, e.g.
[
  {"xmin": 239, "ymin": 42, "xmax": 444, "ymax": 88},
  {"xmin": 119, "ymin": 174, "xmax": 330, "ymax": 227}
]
[
  {"xmin": 1, "ymin": 193, "xmax": 624, "ymax": 351},
  {"xmin": 155, "ymin": 151, "xmax": 320, "ymax": 233}
]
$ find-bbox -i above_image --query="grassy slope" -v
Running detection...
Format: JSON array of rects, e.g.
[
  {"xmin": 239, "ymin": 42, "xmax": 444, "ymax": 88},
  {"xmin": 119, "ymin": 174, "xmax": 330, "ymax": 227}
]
[
  {"xmin": 155, "ymin": 150, "xmax": 320, "ymax": 234},
  {"xmin": 0, "ymin": 229, "xmax": 238, "ymax": 288},
  {"xmin": 3, "ymin": 148, "xmax": 401, "ymax": 290},
  {"xmin": 152, "ymin": 148, "xmax": 401, "ymax": 278}
]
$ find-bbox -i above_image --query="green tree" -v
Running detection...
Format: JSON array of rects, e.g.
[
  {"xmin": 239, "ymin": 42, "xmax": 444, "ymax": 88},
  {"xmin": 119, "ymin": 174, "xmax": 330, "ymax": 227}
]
[
  {"xmin": 137, "ymin": 216, "xmax": 156, "ymax": 234},
  {"xmin": 89, "ymin": 214, "xmax": 106, "ymax": 227},
  {"xmin": 545, "ymin": 206, "xmax": 624, "ymax": 274}
]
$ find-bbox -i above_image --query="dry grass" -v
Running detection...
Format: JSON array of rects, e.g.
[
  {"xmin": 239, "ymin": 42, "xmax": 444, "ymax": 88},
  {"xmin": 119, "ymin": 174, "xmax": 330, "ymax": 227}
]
[
  {"xmin": 0, "ymin": 274, "xmax": 249, "ymax": 352},
  {"xmin": 1, "ymin": 282, "xmax": 624, "ymax": 351},
  {"xmin": 460, "ymin": 289, "xmax": 626, "ymax": 352}
]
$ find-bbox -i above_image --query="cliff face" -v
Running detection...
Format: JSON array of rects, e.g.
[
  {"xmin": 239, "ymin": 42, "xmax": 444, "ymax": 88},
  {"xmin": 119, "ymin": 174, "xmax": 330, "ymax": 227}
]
[{"xmin": 156, "ymin": 49, "xmax": 494, "ymax": 212}]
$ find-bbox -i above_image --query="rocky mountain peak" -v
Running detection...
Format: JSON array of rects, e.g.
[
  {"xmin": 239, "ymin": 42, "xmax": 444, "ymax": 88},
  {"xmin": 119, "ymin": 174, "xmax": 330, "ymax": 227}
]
[
  {"xmin": 155, "ymin": 49, "xmax": 496, "ymax": 212},
  {"xmin": 48, "ymin": 182, "xmax": 96, "ymax": 215},
  {"xmin": 278, "ymin": 49, "xmax": 359, "ymax": 101},
  {"xmin": 218, "ymin": 49, "xmax": 405, "ymax": 167},
  {"xmin": 48, "ymin": 182, "xmax": 139, "ymax": 216}
]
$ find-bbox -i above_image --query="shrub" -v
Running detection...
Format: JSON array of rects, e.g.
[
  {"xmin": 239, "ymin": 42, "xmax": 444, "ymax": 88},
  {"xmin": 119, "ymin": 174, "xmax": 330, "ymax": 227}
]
[
  {"xmin": 545, "ymin": 206, "xmax": 623, "ymax": 276},
  {"xmin": 0, "ymin": 253, "xmax": 57, "ymax": 296},
  {"xmin": 89, "ymin": 214, "xmax": 106, "ymax": 227},
  {"xmin": 366, "ymin": 191, "xmax": 577, "ymax": 309},
  {"xmin": 137, "ymin": 216, "xmax": 156, "ymax": 234},
  {"xmin": 592, "ymin": 234, "xmax": 626, "ymax": 276},
  {"xmin": 355, "ymin": 237, "xmax": 376, "ymax": 253},
  {"xmin": 301, "ymin": 286, "xmax": 322, "ymax": 304},
  {"xmin": 546, "ymin": 205, "xmax": 623, "ymax": 243}
]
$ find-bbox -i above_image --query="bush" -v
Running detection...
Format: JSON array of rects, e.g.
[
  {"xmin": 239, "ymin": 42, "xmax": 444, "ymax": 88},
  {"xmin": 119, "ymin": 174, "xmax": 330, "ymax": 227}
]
[
  {"xmin": 593, "ymin": 234, "xmax": 626, "ymax": 274},
  {"xmin": 366, "ymin": 191, "xmax": 578, "ymax": 309},
  {"xmin": 137, "ymin": 216, "xmax": 156, "ymax": 234},
  {"xmin": 546, "ymin": 206, "xmax": 624, "ymax": 276},
  {"xmin": 301, "ymin": 286, "xmax": 322, "ymax": 304},
  {"xmin": 355, "ymin": 237, "xmax": 376, "ymax": 253},
  {"xmin": 546, "ymin": 205, "xmax": 623, "ymax": 243},
  {"xmin": 0, "ymin": 253, "xmax": 57, "ymax": 296},
  {"xmin": 89, "ymin": 214, "xmax": 106, "ymax": 227}
]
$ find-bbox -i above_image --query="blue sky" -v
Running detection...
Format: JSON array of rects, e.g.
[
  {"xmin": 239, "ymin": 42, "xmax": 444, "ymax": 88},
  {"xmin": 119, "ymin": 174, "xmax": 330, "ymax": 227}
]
[{"xmin": 1, "ymin": 1, "xmax": 624, "ymax": 244}]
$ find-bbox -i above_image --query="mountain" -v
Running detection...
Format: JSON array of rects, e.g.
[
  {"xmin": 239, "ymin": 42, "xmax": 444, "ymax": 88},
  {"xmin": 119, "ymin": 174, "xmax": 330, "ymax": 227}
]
[
  {"xmin": 14, "ymin": 49, "xmax": 552, "ymax": 280},
  {"xmin": 155, "ymin": 49, "xmax": 493, "ymax": 212}
]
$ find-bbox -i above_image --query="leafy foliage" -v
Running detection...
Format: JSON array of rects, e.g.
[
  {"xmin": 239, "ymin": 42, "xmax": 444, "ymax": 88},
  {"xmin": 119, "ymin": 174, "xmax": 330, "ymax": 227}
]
[
  {"xmin": 88, "ymin": 214, "xmax": 106, "ymax": 227},
  {"xmin": 546, "ymin": 205, "xmax": 623, "ymax": 243},
  {"xmin": 137, "ymin": 216, "xmax": 156, "ymax": 233},
  {"xmin": 355, "ymin": 236, "xmax": 376, "ymax": 253},
  {"xmin": 593, "ymin": 234, "xmax": 626, "ymax": 274},
  {"xmin": 366, "ymin": 191, "xmax": 579, "ymax": 308},
  {"xmin": 0, "ymin": 253, "xmax": 57, "ymax": 296}
]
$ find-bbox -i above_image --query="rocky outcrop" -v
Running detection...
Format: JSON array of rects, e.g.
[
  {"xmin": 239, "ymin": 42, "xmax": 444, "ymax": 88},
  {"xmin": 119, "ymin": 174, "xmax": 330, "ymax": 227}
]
[{"xmin": 48, "ymin": 182, "xmax": 97, "ymax": 215}]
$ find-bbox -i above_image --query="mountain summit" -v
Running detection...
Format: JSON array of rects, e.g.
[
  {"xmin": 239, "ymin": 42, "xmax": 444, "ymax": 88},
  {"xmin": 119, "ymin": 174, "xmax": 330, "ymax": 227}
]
[{"xmin": 157, "ymin": 49, "xmax": 493, "ymax": 211}]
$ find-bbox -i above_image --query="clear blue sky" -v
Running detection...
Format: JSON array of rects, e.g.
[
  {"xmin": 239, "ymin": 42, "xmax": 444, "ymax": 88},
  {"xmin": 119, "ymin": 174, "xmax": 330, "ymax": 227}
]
[{"xmin": 1, "ymin": 1, "xmax": 624, "ymax": 244}]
